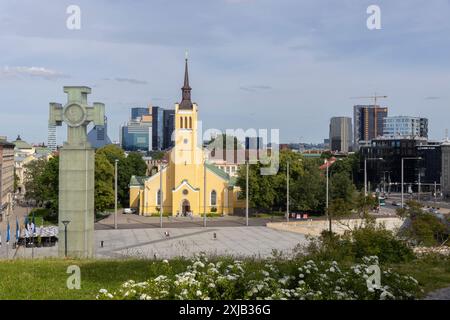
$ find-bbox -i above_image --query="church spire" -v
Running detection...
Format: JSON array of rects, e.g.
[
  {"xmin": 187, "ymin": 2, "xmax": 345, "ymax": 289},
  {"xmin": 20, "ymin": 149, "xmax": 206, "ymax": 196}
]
[{"xmin": 179, "ymin": 57, "xmax": 193, "ymax": 110}]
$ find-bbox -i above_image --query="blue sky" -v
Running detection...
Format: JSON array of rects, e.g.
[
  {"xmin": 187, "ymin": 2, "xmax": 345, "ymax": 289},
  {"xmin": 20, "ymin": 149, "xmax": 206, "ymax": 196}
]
[{"xmin": 1, "ymin": 0, "xmax": 450, "ymax": 144}]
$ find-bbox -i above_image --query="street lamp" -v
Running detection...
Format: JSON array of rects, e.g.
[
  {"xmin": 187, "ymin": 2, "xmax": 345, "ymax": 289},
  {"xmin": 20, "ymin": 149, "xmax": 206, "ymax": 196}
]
[
  {"xmin": 324, "ymin": 158, "xmax": 340, "ymax": 233},
  {"xmin": 286, "ymin": 161, "xmax": 290, "ymax": 223},
  {"xmin": 286, "ymin": 159, "xmax": 302, "ymax": 223},
  {"xmin": 245, "ymin": 161, "xmax": 249, "ymax": 227},
  {"xmin": 62, "ymin": 220, "xmax": 70, "ymax": 257},
  {"xmin": 401, "ymin": 157, "xmax": 422, "ymax": 208},
  {"xmin": 364, "ymin": 158, "xmax": 384, "ymax": 196},
  {"xmin": 114, "ymin": 159, "xmax": 119, "ymax": 230},
  {"xmin": 158, "ymin": 161, "xmax": 167, "ymax": 229},
  {"xmin": 382, "ymin": 171, "xmax": 392, "ymax": 195},
  {"xmin": 203, "ymin": 158, "xmax": 207, "ymax": 228}
]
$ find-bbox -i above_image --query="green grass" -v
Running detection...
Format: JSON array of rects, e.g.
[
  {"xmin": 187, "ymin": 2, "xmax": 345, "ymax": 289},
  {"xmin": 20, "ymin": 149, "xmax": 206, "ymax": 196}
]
[
  {"xmin": 0, "ymin": 258, "xmax": 192, "ymax": 300},
  {"xmin": 389, "ymin": 255, "xmax": 450, "ymax": 297},
  {"xmin": 0, "ymin": 255, "xmax": 449, "ymax": 300}
]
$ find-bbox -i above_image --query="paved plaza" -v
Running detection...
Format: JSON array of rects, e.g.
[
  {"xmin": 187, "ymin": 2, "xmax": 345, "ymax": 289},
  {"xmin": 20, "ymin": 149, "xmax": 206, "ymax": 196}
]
[{"xmin": 6, "ymin": 225, "xmax": 307, "ymax": 260}]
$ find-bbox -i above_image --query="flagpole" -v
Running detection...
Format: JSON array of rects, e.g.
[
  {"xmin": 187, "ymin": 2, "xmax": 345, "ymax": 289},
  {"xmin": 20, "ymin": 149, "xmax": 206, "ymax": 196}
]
[{"xmin": 6, "ymin": 219, "xmax": 9, "ymax": 260}]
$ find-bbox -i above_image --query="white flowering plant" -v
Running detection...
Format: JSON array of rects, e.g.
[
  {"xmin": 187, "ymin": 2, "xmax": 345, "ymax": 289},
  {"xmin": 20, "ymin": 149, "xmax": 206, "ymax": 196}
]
[{"xmin": 96, "ymin": 254, "xmax": 421, "ymax": 300}]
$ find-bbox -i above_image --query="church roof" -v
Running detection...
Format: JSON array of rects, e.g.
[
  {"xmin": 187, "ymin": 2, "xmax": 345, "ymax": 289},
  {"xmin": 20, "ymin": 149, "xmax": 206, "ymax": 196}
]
[
  {"xmin": 205, "ymin": 163, "xmax": 230, "ymax": 181},
  {"xmin": 130, "ymin": 175, "xmax": 147, "ymax": 187},
  {"xmin": 179, "ymin": 58, "xmax": 193, "ymax": 110}
]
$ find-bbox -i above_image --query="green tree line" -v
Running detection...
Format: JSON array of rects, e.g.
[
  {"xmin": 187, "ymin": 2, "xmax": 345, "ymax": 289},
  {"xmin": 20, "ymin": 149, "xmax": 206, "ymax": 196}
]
[
  {"xmin": 23, "ymin": 145, "xmax": 147, "ymax": 214},
  {"xmin": 236, "ymin": 150, "xmax": 360, "ymax": 217}
]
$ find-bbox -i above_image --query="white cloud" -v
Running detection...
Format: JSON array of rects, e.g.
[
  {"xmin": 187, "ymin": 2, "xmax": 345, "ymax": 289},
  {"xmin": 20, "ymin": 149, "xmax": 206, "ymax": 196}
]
[{"xmin": 0, "ymin": 66, "xmax": 69, "ymax": 80}]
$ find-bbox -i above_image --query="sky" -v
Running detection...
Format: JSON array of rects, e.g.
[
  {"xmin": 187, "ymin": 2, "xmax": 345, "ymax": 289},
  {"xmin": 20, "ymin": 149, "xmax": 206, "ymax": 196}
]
[{"xmin": 1, "ymin": 0, "xmax": 450, "ymax": 145}]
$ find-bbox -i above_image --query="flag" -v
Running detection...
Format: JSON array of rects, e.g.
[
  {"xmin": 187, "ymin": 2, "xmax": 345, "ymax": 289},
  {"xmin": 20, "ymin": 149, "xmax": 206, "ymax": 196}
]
[
  {"xmin": 6, "ymin": 221, "xmax": 10, "ymax": 244},
  {"xmin": 24, "ymin": 216, "xmax": 29, "ymax": 228},
  {"xmin": 15, "ymin": 217, "xmax": 20, "ymax": 241}
]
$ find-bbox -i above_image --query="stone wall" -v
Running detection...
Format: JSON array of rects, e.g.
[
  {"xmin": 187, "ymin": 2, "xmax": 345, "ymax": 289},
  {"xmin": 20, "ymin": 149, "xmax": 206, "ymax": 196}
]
[{"xmin": 267, "ymin": 217, "xmax": 404, "ymax": 237}]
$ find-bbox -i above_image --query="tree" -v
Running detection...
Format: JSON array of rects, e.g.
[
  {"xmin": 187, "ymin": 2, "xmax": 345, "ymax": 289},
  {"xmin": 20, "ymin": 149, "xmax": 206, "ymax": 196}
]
[
  {"xmin": 24, "ymin": 157, "xmax": 59, "ymax": 213},
  {"xmin": 95, "ymin": 153, "xmax": 114, "ymax": 213},
  {"xmin": 354, "ymin": 192, "xmax": 377, "ymax": 222},
  {"xmin": 38, "ymin": 156, "xmax": 59, "ymax": 213},
  {"xmin": 397, "ymin": 200, "xmax": 449, "ymax": 246},
  {"xmin": 236, "ymin": 161, "xmax": 276, "ymax": 211},
  {"xmin": 330, "ymin": 171, "xmax": 355, "ymax": 204},
  {"xmin": 96, "ymin": 145, "xmax": 147, "ymax": 207},
  {"xmin": 237, "ymin": 150, "xmax": 326, "ymax": 213},
  {"xmin": 24, "ymin": 158, "xmax": 48, "ymax": 204},
  {"xmin": 290, "ymin": 158, "xmax": 326, "ymax": 213},
  {"xmin": 327, "ymin": 198, "xmax": 353, "ymax": 234},
  {"xmin": 13, "ymin": 167, "xmax": 19, "ymax": 193}
]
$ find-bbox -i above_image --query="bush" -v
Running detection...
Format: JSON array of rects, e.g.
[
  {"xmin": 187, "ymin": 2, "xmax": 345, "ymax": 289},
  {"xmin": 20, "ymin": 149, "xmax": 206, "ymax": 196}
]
[
  {"xmin": 409, "ymin": 214, "xmax": 448, "ymax": 246},
  {"xmin": 300, "ymin": 225, "xmax": 415, "ymax": 264},
  {"xmin": 398, "ymin": 201, "xmax": 449, "ymax": 246},
  {"xmin": 350, "ymin": 225, "xmax": 415, "ymax": 263},
  {"xmin": 96, "ymin": 254, "xmax": 421, "ymax": 300}
]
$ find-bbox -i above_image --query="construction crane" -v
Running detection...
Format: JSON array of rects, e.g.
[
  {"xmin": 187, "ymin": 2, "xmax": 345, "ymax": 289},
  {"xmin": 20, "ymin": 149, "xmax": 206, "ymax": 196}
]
[{"xmin": 350, "ymin": 93, "xmax": 388, "ymax": 107}]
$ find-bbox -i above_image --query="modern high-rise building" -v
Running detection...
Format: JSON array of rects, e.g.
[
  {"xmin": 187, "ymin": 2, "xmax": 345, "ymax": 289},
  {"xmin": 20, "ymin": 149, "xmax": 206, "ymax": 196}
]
[
  {"xmin": 131, "ymin": 107, "xmax": 151, "ymax": 121},
  {"xmin": 245, "ymin": 137, "xmax": 263, "ymax": 150},
  {"xmin": 121, "ymin": 118, "xmax": 153, "ymax": 152},
  {"xmin": 329, "ymin": 117, "xmax": 353, "ymax": 153},
  {"xmin": 353, "ymin": 105, "xmax": 388, "ymax": 149},
  {"xmin": 87, "ymin": 115, "xmax": 112, "ymax": 149},
  {"xmin": 152, "ymin": 106, "xmax": 164, "ymax": 151},
  {"xmin": 121, "ymin": 105, "xmax": 175, "ymax": 152},
  {"xmin": 0, "ymin": 138, "xmax": 15, "ymax": 219},
  {"xmin": 163, "ymin": 109, "xmax": 175, "ymax": 150},
  {"xmin": 383, "ymin": 116, "xmax": 428, "ymax": 138},
  {"xmin": 48, "ymin": 123, "xmax": 57, "ymax": 152},
  {"xmin": 442, "ymin": 141, "xmax": 450, "ymax": 198}
]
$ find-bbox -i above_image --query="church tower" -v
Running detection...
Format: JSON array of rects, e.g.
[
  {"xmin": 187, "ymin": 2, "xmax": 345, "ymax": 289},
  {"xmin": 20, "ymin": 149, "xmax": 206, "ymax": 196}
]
[{"xmin": 172, "ymin": 58, "xmax": 202, "ymax": 185}]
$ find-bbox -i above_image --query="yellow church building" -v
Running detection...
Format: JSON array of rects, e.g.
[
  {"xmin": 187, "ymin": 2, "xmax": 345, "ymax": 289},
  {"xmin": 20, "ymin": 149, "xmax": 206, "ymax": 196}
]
[{"xmin": 129, "ymin": 59, "xmax": 245, "ymax": 216}]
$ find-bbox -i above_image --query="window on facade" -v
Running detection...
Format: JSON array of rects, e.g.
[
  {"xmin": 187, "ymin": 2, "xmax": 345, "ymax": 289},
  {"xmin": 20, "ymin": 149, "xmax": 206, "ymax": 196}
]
[
  {"xmin": 210, "ymin": 190, "xmax": 217, "ymax": 206},
  {"xmin": 180, "ymin": 117, "xmax": 183, "ymax": 129},
  {"xmin": 189, "ymin": 117, "xmax": 192, "ymax": 129}
]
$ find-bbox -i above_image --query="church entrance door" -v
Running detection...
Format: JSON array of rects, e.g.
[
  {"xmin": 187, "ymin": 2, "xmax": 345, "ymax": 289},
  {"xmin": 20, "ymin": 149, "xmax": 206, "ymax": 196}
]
[{"xmin": 182, "ymin": 199, "xmax": 191, "ymax": 216}]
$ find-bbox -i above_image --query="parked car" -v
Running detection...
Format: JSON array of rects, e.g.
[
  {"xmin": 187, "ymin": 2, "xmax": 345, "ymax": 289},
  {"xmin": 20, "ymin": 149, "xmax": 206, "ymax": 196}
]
[
  {"xmin": 391, "ymin": 201, "xmax": 399, "ymax": 206},
  {"xmin": 123, "ymin": 208, "xmax": 136, "ymax": 214}
]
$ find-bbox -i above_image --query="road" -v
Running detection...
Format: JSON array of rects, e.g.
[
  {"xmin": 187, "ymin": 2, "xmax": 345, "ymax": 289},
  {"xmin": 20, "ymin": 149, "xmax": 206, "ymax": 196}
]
[{"xmin": 95, "ymin": 212, "xmax": 286, "ymax": 230}]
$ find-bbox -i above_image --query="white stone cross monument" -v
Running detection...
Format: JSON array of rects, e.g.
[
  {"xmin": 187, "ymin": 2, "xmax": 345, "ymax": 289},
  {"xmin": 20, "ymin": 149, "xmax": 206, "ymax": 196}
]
[{"xmin": 49, "ymin": 86, "xmax": 104, "ymax": 258}]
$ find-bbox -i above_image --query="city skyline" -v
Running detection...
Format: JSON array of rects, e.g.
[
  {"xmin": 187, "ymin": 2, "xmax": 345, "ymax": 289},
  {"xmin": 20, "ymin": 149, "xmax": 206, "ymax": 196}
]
[{"xmin": 1, "ymin": 0, "xmax": 450, "ymax": 144}]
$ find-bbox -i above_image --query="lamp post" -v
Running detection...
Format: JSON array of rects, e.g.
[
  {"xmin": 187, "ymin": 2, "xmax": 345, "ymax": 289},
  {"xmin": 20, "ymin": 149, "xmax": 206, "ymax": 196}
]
[
  {"xmin": 434, "ymin": 181, "xmax": 437, "ymax": 205},
  {"xmin": 245, "ymin": 161, "xmax": 249, "ymax": 227},
  {"xmin": 114, "ymin": 159, "xmax": 118, "ymax": 230},
  {"xmin": 62, "ymin": 220, "xmax": 70, "ymax": 258},
  {"xmin": 159, "ymin": 162, "xmax": 164, "ymax": 229},
  {"xmin": 364, "ymin": 158, "xmax": 384, "ymax": 196},
  {"xmin": 286, "ymin": 161, "xmax": 290, "ymax": 223},
  {"xmin": 325, "ymin": 159, "xmax": 329, "ymax": 229},
  {"xmin": 203, "ymin": 159, "xmax": 207, "ymax": 228},
  {"xmin": 401, "ymin": 157, "xmax": 422, "ymax": 208}
]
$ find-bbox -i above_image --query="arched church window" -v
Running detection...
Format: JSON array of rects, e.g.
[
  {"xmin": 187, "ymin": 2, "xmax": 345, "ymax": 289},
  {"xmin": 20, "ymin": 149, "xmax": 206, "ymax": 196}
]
[
  {"xmin": 189, "ymin": 117, "xmax": 192, "ymax": 129},
  {"xmin": 180, "ymin": 117, "xmax": 183, "ymax": 128},
  {"xmin": 210, "ymin": 190, "xmax": 217, "ymax": 206},
  {"xmin": 185, "ymin": 117, "xmax": 188, "ymax": 129}
]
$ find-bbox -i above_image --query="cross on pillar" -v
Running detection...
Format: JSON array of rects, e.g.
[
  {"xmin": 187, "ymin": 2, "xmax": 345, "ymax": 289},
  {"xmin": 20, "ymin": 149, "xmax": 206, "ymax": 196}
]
[{"xmin": 49, "ymin": 86, "xmax": 105, "ymax": 146}]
